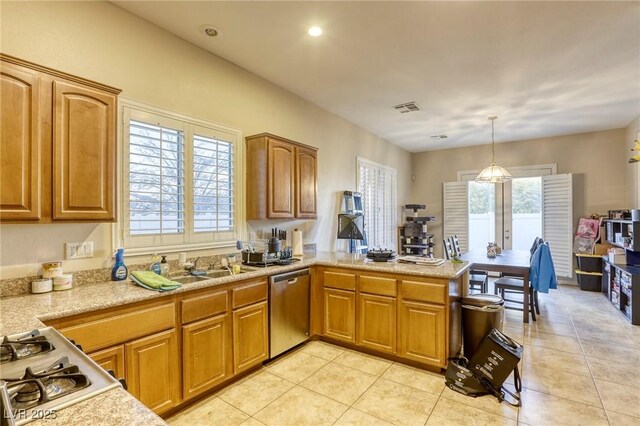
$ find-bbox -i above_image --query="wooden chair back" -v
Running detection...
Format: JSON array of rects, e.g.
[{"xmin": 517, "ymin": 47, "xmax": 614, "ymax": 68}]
[
  {"xmin": 443, "ymin": 239, "xmax": 454, "ymax": 260},
  {"xmin": 451, "ymin": 235, "xmax": 462, "ymax": 257}
]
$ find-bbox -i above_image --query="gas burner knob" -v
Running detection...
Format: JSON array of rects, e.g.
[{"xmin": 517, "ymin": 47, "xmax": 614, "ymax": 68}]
[
  {"xmin": 68, "ymin": 338, "xmax": 84, "ymax": 352},
  {"xmin": 107, "ymin": 369, "xmax": 128, "ymax": 390}
]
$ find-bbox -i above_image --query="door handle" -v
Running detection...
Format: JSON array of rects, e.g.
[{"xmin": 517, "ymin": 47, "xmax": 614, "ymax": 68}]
[{"xmin": 287, "ymin": 278, "xmax": 298, "ymax": 285}]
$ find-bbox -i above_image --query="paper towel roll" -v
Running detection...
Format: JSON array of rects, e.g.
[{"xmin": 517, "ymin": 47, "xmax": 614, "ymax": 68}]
[{"xmin": 292, "ymin": 229, "xmax": 304, "ymax": 256}]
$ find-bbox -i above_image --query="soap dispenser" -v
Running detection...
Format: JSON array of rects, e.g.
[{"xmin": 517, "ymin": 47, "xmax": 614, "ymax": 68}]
[{"xmin": 160, "ymin": 255, "xmax": 170, "ymax": 277}]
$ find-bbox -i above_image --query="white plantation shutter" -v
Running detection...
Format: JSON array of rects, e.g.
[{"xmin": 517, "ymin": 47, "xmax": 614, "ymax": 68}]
[
  {"xmin": 357, "ymin": 158, "xmax": 397, "ymax": 250},
  {"xmin": 122, "ymin": 104, "xmax": 240, "ymax": 252},
  {"xmin": 192, "ymin": 133, "xmax": 234, "ymax": 233},
  {"xmin": 542, "ymin": 174, "xmax": 573, "ymax": 278},
  {"xmin": 443, "ymin": 181, "xmax": 469, "ymax": 252},
  {"xmin": 128, "ymin": 120, "xmax": 185, "ymax": 236}
]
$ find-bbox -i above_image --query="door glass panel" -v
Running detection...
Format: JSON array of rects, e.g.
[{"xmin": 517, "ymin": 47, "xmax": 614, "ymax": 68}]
[
  {"xmin": 468, "ymin": 182, "xmax": 495, "ymax": 251},
  {"xmin": 511, "ymin": 177, "xmax": 542, "ymax": 250}
]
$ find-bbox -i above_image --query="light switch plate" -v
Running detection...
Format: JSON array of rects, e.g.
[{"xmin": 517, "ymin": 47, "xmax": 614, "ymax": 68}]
[{"xmin": 66, "ymin": 241, "xmax": 94, "ymax": 259}]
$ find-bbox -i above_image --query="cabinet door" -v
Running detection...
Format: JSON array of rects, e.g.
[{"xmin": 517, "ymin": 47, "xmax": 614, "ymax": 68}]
[
  {"xmin": 182, "ymin": 314, "xmax": 231, "ymax": 400},
  {"xmin": 323, "ymin": 288, "xmax": 356, "ymax": 343},
  {"xmin": 0, "ymin": 63, "xmax": 41, "ymax": 221},
  {"xmin": 398, "ymin": 300, "xmax": 446, "ymax": 367},
  {"xmin": 357, "ymin": 293, "xmax": 396, "ymax": 354},
  {"xmin": 52, "ymin": 80, "xmax": 116, "ymax": 221},
  {"xmin": 89, "ymin": 344, "xmax": 125, "ymax": 379},
  {"xmin": 125, "ymin": 329, "xmax": 180, "ymax": 414},
  {"xmin": 267, "ymin": 138, "xmax": 294, "ymax": 219},
  {"xmin": 233, "ymin": 301, "xmax": 268, "ymax": 374},
  {"xmin": 295, "ymin": 146, "xmax": 317, "ymax": 219}
]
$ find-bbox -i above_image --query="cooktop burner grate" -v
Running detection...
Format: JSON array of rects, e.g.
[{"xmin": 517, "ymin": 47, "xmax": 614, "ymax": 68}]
[
  {"xmin": 0, "ymin": 330, "xmax": 54, "ymax": 364},
  {"xmin": 4, "ymin": 357, "xmax": 91, "ymax": 410}
]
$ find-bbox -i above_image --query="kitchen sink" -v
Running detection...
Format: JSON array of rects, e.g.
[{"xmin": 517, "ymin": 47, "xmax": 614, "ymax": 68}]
[
  {"xmin": 172, "ymin": 275, "xmax": 209, "ymax": 284},
  {"xmin": 171, "ymin": 267, "xmax": 255, "ymax": 284},
  {"xmin": 204, "ymin": 268, "xmax": 254, "ymax": 278}
]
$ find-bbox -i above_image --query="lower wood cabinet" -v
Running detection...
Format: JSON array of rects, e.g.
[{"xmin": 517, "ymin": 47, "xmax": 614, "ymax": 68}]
[
  {"xmin": 398, "ymin": 300, "xmax": 446, "ymax": 367},
  {"xmin": 357, "ymin": 293, "xmax": 396, "ymax": 354},
  {"xmin": 323, "ymin": 288, "xmax": 356, "ymax": 343},
  {"xmin": 232, "ymin": 301, "xmax": 269, "ymax": 374},
  {"xmin": 182, "ymin": 314, "xmax": 232, "ymax": 400},
  {"xmin": 89, "ymin": 345, "xmax": 125, "ymax": 380},
  {"xmin": 125, "ymin": 329, "xmax": 180, "ymax": 415}
]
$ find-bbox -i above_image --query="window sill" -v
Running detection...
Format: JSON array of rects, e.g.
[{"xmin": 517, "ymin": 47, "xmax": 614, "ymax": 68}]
[{"xmin": 117, "ymin": 240, "xmax": 237, "ymax": 257}]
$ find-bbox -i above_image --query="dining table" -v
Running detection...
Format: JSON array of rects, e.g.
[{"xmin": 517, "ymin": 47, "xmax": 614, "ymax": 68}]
[{"xmin": 461, "ymin": 249, "xmax": 532, "ymax": 323}]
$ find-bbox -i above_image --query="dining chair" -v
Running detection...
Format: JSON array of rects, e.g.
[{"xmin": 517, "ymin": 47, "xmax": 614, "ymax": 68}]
[
  {"xmin": 452, "ymin": 235, "xmax": 488, "ymax": 293},
  {"xmin": 443, "ymin": 239, "xmax": 454, "ymax": 260},
  {"xmin": 493, "ymin": 238, "xmax": 544, "ymax": 321},
  {"xmin": 450, "ymin": 235, "xmax": 488, "ymax": 294}
]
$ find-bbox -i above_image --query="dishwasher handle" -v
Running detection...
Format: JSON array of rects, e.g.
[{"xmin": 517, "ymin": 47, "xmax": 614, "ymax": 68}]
[{"xmin": 270, "ymin": 268, "xmax": 310, "ymax": 284}]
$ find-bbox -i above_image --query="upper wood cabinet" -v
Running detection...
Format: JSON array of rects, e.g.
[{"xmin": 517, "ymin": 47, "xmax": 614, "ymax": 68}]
[
  {"xmin": 0, "ymin": 62, "xmax": 42, "ymax": 221},
  {"xmin": 0, "ymin": 54, "xmax": 120, "ymax": 223},
  {"xmin": 295, "ymin": 146, "xmax": 317, "ymax": 219},
  {"xmin": 246, "ymin": 133, "xmax": 318, "ymax": 220},
  {"xmin": 53, "ymin": 81, "xmax": 116, "ymax": 220}
]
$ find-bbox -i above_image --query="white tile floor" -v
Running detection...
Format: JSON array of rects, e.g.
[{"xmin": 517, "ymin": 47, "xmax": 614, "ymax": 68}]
[{"xmin": 168, "ymin": 284, "xmax": 640, "ymax": 426}]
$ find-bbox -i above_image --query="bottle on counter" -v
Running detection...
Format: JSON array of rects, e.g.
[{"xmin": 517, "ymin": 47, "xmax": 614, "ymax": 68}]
[
  {"xmin": 149, "ymin": 253, "xmax": 162, "ymax": 275},
  {"xmin": 112, "ymin": 248, "xmax": 129, "ymax": 281},
  {"xmin": 160, "ymin": 255, "xmax": 170, "ymax": 277}
]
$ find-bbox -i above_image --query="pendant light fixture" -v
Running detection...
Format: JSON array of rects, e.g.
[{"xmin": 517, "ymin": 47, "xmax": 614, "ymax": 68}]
[{"xmin": 475, "ymin": 116, "xmax": 513, "ymax": 183}]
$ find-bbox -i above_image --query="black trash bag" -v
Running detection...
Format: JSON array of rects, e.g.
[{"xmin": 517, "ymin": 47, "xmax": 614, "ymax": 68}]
[
  {"xmin": 444, "ymin": 357, "xmax": 489, "ymax": 397},
  {"xmin": 468, "ymin": 328, "xmax": 523, "ymax": 390},
  {"xmin": 446, "ymin": 329, "xmax": 523, "ymax": 407}
]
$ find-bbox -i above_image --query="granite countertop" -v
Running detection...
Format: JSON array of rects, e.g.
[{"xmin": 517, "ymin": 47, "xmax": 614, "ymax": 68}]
[{"xmin": 0, "ymin": 252, "xmax": 470, "ymax": 424}]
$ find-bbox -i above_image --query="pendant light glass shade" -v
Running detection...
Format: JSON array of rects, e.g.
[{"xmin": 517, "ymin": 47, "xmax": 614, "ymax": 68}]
[
  {"xmin": 475, "ymin": 163, "xmax": 513, "ymax": 183},
  {"xmin": 476, "ymin": 116, "xmax": 512, "ymax": 183}
]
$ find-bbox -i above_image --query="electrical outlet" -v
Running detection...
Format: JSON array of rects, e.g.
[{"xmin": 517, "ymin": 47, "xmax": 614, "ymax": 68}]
[{"xmin": 65, "ymin": 241, "xmax": 94, "ymax": 259}]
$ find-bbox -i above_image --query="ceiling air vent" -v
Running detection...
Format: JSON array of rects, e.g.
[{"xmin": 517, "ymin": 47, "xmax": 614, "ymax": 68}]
[
  {"xmin": 393, "ymin": 102, "xmax": 420, "ymax": 113},
  {"xmin": 430, "ymin": 135, "xmax": 448, "ymax": 140}
]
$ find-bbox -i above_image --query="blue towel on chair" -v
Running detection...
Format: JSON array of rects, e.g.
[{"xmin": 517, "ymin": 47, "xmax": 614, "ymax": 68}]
[{"xmin": 530, "ymin": 243, "xmax": 557, "ymax": 293}]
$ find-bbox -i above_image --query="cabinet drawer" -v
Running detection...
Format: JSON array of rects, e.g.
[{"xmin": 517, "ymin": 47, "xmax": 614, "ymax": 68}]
[
  {"xmin": 182, "ymin": 291, "xmax": 228, "ymax": 324},
  {"xmin": 231, "ymin": 280, "xmax": 268, "ymax": 309},
  {"xmin": 60, "ymin": 303, "xmax": 176, "ymax": 353},
  {"xmin": 324, "ymin": 271, "xmax": 356, "ymax": 290},
  {"xmin": 401, "ymin": 280, "xmax": 447, "ymax": 304},
  {"xmin": 360, "ymin": 275, "xmax": 397, "ymax": 297}
]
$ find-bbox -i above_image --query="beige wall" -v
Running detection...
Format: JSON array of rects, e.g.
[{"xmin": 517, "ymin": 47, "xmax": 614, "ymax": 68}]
[
  {"xmin": 412, "ymin": 128, "xmax": 629, "ymax": 257},
  {"xmin": 0, "ymin": 1, "xmax": 412, "ymax": 278},
  {"xmin": 626, "ymin": 115, "xmax": 640, "ymax": 209}
]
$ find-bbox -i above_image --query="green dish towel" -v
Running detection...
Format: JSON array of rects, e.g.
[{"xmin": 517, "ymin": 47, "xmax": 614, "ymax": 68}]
[{"xmin": 130, "ymin": 271, "xmax": 182, "ymax": 292}]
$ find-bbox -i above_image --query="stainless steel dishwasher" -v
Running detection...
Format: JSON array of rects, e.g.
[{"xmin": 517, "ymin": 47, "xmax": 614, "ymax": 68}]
[{"xmin": 269, "ymin": 268, "xmax": 310, "ymax": 358}]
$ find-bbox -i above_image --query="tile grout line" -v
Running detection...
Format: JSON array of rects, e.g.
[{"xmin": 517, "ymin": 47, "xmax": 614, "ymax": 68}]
[{"xmin": 567, "ymin": 291, "xmax": 610, "ymax": 424}]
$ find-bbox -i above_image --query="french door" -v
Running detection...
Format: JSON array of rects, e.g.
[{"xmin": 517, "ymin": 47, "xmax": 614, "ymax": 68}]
[
  {"xmin": 468, "ymin": 177, "xmax": 543, "ymax": 251},
  {"xmin": 444, "ymin": 165, "xmax": 573, "ymax": 277}
]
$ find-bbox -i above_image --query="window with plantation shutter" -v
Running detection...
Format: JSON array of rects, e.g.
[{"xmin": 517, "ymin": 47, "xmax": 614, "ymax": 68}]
[
  {"xmin": 121, "ymin": 104, "xmax": 241, "ymax": 253},
  {"xmin": 128, "ymin": 120, "xmax": 185, "ymax": 236},
  {"xmin": 357, "ymin": 157, "xmax": 397, "ymax": 250},
  {"xmin": 193, "ymin": 134, "xmax": 234, "ymax": 232}
]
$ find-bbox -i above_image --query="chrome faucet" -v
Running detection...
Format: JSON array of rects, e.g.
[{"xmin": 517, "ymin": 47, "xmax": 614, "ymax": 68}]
[{"xmin": 185, "ymin": 257, "xmax": 202, "ymax": 275}]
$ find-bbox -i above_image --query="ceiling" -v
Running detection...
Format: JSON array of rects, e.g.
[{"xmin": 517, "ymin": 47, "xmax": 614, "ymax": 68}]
[{"xmin": 112, "ymin": 1, "xmax": 640, "ymax": 152}]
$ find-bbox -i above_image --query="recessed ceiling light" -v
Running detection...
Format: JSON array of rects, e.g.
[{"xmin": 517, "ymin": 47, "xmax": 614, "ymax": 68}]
[
  {"xmin": 308, "ymin": 26, "xmax": 323, "ymax": 37},
  {"xmin": 200, "ymin": 25, "xmax": 219, "ymax": 37}
]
